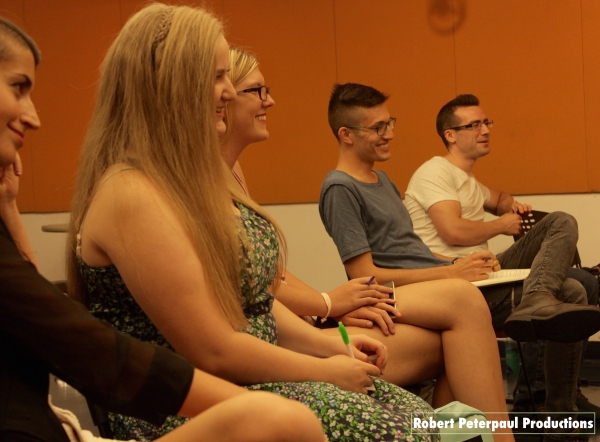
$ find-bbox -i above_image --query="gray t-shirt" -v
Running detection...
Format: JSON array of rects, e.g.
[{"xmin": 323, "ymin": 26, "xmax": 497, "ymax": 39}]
[{"xmin": 319, "ymin": 170, "xmax": 450, "ymax": 269}]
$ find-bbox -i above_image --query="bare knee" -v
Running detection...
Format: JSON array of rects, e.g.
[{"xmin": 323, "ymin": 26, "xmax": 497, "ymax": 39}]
[
  {"xmin": 239, "ymin": 393, "xmax": 324, "ymax": 442},
  {"xmin": 444, "ymin": 279, "xmax": 491, "ymax": 318}
]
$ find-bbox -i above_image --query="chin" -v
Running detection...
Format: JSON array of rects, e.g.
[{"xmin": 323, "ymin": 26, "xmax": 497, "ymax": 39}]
[
  {"xmin": 216, "ymin": 121, "xmax": 227, "ymax": 135},
  {"xmin": 244, "ymin": 134, "xmax": 269, "ymax": 146}
]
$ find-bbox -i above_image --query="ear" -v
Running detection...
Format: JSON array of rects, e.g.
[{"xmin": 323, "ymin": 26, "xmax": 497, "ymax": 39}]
[
  {"xmin": 338, "ymin": 127, "xmax": 354, "ymax": 145},
  {"xmin": 444, "ymin": 129, "xmax": 456, "ymax": 146}
]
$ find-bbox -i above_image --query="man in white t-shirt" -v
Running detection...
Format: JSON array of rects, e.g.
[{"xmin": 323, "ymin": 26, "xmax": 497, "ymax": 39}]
[{"xmin": 405, "ymin": 93, "xmax": 600, "ymax": 415}]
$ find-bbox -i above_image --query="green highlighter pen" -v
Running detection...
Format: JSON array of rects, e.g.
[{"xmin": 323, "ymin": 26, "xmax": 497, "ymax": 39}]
[
  {"xmin": 338, "ymin": 322, "xmax": 355, "ymax": 358},
  {"xmin": 339, "ymin": 321, "xmax": 376, "ymax": 391}
]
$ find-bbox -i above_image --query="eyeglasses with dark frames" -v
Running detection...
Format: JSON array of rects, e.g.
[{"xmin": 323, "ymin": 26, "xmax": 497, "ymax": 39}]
[
  {"xmin": 344, "ymin": 117, "xmax": 396, "ymax": 136},
  {"xmin": 448, "ymin": 119, "xmax": 494, "ymax": 132},
  {"xmin": 237, "ymin": 85, "xmax": 270, "ymax": 101}
]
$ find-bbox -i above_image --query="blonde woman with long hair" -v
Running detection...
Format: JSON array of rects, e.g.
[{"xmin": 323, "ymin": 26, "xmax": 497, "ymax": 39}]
[
  {"xmin": 0, "ymin": 15, "xmax": 324, "ymax": 442},
  {"xmin": 220, "ymin": 47, "xmax": 515, "ymax": 441},
  {"xmin": 68, "ymin": 4, "xmax": 438, "ymax": 442}
]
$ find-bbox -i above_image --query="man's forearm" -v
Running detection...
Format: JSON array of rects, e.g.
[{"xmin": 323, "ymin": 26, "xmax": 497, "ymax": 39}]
[
  {"xmin": 348, "ymin": 262, "xmax": 455, "ymax": 287},
  {"xmin": 439, "ymin": 217, "xmax": 507, "ymax": 246},
  {"xmin": 494, "ymin": 192, "xmax": 515, "ymax": 216}
]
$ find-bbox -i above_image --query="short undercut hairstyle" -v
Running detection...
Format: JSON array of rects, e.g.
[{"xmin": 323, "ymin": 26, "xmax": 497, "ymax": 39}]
[
  {"xmin": 328, "ymin": 83, "xmax": 389, "ymax": 141},
  {"xmin": 0, "ymin": 17, "xmax": 41, "ymax": 65},
  {"xmin": 436, "ymin": 94, "xmax": 479, "ymax": 148}
]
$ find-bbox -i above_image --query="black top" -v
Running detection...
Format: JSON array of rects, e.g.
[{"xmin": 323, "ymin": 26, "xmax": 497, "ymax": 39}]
[{"xmin": 0, "ymin": 219, "xmax": 194, "ymax": 440}]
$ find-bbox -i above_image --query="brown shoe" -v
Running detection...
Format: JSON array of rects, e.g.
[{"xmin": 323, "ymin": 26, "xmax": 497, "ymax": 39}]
[{"xmin": 504, "ymin": 291, "xmax": 600, "ymax": 342}]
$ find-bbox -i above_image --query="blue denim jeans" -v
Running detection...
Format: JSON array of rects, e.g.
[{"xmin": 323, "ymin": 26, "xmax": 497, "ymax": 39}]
[{"xmin": 479, "ymin": 212, "xmax": 587, "ymax": 415}]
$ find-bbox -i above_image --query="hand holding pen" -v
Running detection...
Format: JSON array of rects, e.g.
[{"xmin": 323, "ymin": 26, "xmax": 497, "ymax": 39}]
[{"xmin": 338, "ymin": 322, "xmax": 388, "ymax": 392}]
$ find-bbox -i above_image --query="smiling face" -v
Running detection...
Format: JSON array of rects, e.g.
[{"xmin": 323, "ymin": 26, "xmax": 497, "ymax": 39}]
[
  {"xmin": 446, "ymin": 105, "xmax": 490, "ymax": 160},
  {"xmin": 213, "ymin": 36, "xmax": 236, "ymax": 135},
  {"xmin": 230, "ymin": 67, "xmax": 274, "ymax": 147},
  {"xmin": 0, "ymin": 41, "xmax": 39, "ymax": 167},
  {"xmin": 348, "ymin": 104, "xmax": 394, "ymax": 164}
]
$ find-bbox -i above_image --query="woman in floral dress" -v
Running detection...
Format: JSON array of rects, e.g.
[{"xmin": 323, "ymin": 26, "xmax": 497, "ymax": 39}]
[
  {"xmin": 68, "ymin": 3, "xmax": 439, "ymax": 442},
  {"xmin": 219, "ymin": 47, "xmax": 514, "ymax": 433}
]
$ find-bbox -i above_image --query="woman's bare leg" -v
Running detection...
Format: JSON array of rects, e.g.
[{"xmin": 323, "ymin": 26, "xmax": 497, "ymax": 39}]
[
  {"xmin": 157, "ymin": 392, "xmax": 325, "ymax": 442},
  {"xmin": 432, "ymin": 374, "xmax": 454, "ymax": 409},
  {"xmin": 393, "ymin": 279, "xmax": 511, "ymax": 441},
  {"xmin": 321, "ymin": 322, "xmax": 444, "ymax": 386}
]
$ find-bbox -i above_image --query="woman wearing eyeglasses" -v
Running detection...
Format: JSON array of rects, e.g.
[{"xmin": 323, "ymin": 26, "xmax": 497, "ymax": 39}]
[
  {"xmin": 220, "ymin": 47, "xmax": 515, "ymax": 441},
  {"xmin": 0, "ymin": 14, "xmax": 325, "ymax": 442},
  {"xmin": 67, "ymin": 4, "xmax": 442, "ymax": 442}
]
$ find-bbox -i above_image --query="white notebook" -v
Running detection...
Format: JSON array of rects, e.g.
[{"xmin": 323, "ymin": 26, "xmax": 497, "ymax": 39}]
[{"xmin": 472, "ymin": 269, "xmax": 531, "ymax": 287}]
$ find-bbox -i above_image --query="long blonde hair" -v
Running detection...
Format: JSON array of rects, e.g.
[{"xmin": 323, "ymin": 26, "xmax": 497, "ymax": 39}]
[
  {"xmin": 221, "ymin": 47, "xmax": 259, "ymax": 144},
  {"xmin": 67, "ymin": 3, "xmax": 283, "ymax": 330},
  {"xmin": 221, "ymin": 47, "xmax": 287, "ymax": 288}
]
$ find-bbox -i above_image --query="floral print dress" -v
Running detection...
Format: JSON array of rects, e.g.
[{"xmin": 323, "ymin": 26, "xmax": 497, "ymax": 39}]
[{"xmin": 79, "ymin": 204, "xmax": 437, "ymax": 442}]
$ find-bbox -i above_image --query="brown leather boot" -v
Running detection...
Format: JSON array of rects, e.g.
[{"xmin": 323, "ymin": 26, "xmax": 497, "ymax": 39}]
[{"xmin": 504, "ymin": 291, "xmax": 600, "ymax": 342}]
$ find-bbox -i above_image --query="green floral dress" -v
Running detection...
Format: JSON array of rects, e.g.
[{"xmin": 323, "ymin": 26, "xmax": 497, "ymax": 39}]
[{"xmin": 80, "ymin": 204, "xmax": 438, "ymax": 441}]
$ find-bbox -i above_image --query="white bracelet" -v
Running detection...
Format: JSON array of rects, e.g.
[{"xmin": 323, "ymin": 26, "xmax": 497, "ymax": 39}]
[{"xmin": 320, "ymin": 292, "xmax": 332, "ymax": 323}]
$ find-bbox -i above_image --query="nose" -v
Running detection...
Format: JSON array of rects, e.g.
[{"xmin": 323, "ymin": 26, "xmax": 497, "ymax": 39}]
[
  {"xmin": 263, "ymin": 92, "xmax": 275, "ymax": 108},
  {"xmin": 480, "ymin": 122, "xmax": 490, "ymax": 135},
  {"xmin": 222, "ymin": 75, "xmax": 236, "ymax": 102},
  {"xmin": 22, "ymin": 97, "xmax": 40, "ymax": 130},
  {"xmin": 382, "ymin": 124, "xmax": 394, "ymax": 139}
]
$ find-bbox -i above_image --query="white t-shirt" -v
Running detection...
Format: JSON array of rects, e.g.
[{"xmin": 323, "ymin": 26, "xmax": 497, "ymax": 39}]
[{"xmin": 404, "ymin": 156, "xmax": 491, "ymax": 257}]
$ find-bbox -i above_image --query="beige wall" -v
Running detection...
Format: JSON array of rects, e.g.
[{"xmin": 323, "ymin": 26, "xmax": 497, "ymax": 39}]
[{"xmin": 26, "ymin": 192, "xmax": 600, "ymax": 341}]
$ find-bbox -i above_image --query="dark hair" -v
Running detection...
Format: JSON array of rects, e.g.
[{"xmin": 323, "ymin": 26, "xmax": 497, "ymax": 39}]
[
  {"xmin": 0, "ymin": 17, "xmax": 41, "ymax": 65},
  {"xmin": 436, "ymin": 94, "xmax": 479, "ymax": 148},
  {"xmin": 328, "ymin": 83, "xmax": 389, "ymax": 141}
]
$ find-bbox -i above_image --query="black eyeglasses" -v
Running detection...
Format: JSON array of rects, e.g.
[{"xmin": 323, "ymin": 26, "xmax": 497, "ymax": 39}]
[
  {"xmin": 237, "ymin": 86, "xmax": 270, "ymax": 101},
  {"xmin": 448, "ymin": 119, "xmax": 494, "ymax": 132},
  {"xmin": 345, "ymin": 117, "xmax": 396, "ymax": 136}
]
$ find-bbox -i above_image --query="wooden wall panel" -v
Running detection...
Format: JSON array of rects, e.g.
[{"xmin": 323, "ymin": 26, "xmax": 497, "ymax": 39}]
[
  {"xmin": 582, "ymin": 0, "xmax": 600, "ymax": 192},
  {"xmin": 222, "ymin": 0, "xmax": 337, "ymax": 203},
  {"xmin": 454, "ymin": 0, "xmax": 586, "ymax": 195},
  {"xmin": 334, "ymin": 0, "xmax": 456, "ymax": 194},
  {"xmin": 1, "ymin": 0, "xmax": 599, "ymax": 211},
  {"xmin": 23, "ymin": 0, "xmax": 122, "ymax": 211}
]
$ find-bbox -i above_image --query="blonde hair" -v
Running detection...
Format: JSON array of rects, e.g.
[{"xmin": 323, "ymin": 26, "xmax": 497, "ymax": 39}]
[
  {"xmin": 67, "ymin": 3, "xmax": 284, "ymax": 330},
  {"xmin": 221, "ymin": 47, "xmax": 259, "ymax": 144},
  {"xmin": 220, "ymin": 46, "xmax": 287, "ymax": 285}
]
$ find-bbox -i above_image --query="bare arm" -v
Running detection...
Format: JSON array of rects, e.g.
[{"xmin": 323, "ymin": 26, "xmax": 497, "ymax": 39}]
[
  {"xmin": 83, "ymin": 171, "xmax": 379, "ymax": 392},
  {"xmin": 272, "ymin": 271, "xmax": 395, "ymax": 318},
  {"xmin": 485, "ymin": 188, "xmax": 532, "ymax": 216},
  {"xmin": 428, "ymin": 199, "xmax": 522, "ymax": 246},
  {"xmin": 178, "ymin": 369, "xmax": 250, "ymax": 418},
  {"xmin": 344, "ymin": 251, "xmax": 498, "ymax": 287},
  {"xmin": 0, "ymin": 153, "xmax": 36, "ymax": 266}
]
